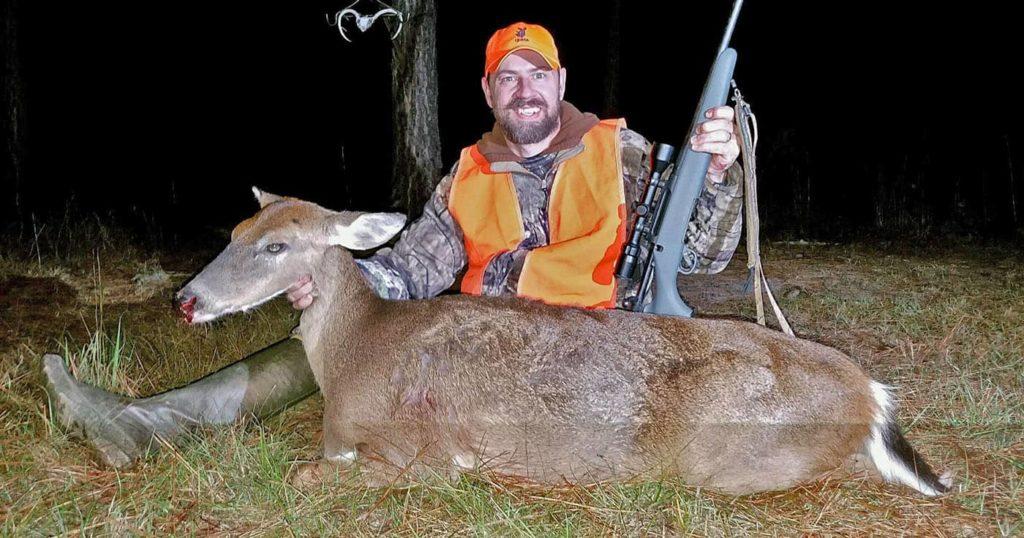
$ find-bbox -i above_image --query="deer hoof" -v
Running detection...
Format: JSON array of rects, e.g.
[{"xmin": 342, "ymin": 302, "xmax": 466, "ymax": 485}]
[{"xmin": 289, "ymin": 459, "xmax": 345, "ymax": 489}]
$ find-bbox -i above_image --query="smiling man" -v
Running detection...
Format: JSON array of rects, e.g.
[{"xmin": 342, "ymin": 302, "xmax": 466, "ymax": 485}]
[
  {"xmin": 44, "ymin": 22, "xmax": 745, "ymax": 468},
  {"xmin": 486, "ymin": 50, "xmax": 563, "ymax": 150}
]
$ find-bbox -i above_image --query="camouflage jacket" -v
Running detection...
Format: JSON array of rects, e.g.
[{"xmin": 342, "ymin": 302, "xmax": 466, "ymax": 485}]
[{"xmin": 356, "ymin": 114, "xmax": 744, "ymax": 309}]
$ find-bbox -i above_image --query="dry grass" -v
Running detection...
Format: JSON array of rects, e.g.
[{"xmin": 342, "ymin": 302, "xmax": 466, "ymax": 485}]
[{"xmin": 0, "ymin": 227, "xmax": 1021, "ymax": 535}]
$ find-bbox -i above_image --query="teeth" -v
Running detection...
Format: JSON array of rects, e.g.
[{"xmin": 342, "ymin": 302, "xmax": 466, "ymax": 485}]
[{"xmin": 518, "ymin": 107, "xmax": 540, "ymax": 116}]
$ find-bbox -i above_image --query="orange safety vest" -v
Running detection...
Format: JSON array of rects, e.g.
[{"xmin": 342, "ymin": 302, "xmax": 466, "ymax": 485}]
[{"xmin": 448, "ymin": 119, "xmax": 627, "ymax": 309}]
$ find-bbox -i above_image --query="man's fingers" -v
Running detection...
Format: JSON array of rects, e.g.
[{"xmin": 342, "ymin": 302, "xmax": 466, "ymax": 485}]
[
  {"xmin": 691, "ymin": 140, "xmax": 739, "ymax": 157},
  {"xmin": 694, "ymin": 118, "xmax": 735, "ymax": 134},
  {"xmin": 691, "ymin": 130, "xmax": 732, "ymax": 145},
  {"xmin": 286, "ymin": 281, "xmax": 314, "ymax": 302},
  {"xmin": 286, "ymin": 274, "xmax": 316, "ymax": 310},
  {"xmin": 287, "ymin": 274, "xmax": 312, "ymax": 290},
  {"xmin": 293, "ymin": 294, "xmax": 314, "ymax": 310},
  {"xmin": 704, "ymin": 106, "xmax": 735, "ymax": 121},
  {"xmin": 286, "ymin": 283, "xmax": 308, "ymax": 302}
]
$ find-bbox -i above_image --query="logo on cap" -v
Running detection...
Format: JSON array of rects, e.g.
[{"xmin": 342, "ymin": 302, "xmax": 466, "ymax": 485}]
[{"xmin": 484, "ymin": 22, "xmax": 560, "ymax": 76}]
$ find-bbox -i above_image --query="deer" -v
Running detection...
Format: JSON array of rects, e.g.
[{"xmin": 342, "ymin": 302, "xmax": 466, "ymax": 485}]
[{"xmin": 170, "ymin": 188, "xmax": 951, "ymax": 496}]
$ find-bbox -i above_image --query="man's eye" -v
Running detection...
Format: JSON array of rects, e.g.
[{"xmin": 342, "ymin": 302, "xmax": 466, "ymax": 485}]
[
  {"xmin": 499, "ymin": 75, "xmax": 515, "ymax": 84},
  {"xmin": 265, "ymin": 243, "xmax": 286, "ymax": 254},
  {"xmin": 532, "ymin": 72, "xmax": 547, "ymax": 80}
]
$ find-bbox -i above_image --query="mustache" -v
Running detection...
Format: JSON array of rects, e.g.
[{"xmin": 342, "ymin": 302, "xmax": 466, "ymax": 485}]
[{"xmin": 505, "ymin": 97, "xmax": 548, "ymax": 110}]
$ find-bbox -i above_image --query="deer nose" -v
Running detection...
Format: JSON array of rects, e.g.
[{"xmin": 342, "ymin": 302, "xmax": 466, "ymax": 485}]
[{"xmin": 172, "ymin": 291, "xmax": 199, "ymax": 323}]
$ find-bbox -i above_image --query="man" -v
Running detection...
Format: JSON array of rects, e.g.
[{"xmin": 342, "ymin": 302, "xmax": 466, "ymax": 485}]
[{"xmin": 43, "ymin": 22, "xmax": 743, "ymax": 468}]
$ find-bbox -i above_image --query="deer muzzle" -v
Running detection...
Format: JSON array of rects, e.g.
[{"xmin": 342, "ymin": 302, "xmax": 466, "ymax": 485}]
[{"xmin": 173, "ymin": 293, "xmax": 198, "ymax": 324}]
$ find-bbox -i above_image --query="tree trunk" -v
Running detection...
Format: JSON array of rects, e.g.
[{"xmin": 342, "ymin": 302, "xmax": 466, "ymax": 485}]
[
  {"xmin": 2, "ymin": 0, "xmax": 26, "ymax": 224},
  {"xmin": 390, "ymin": 0, "xmax": 442, "ymax": 215}
]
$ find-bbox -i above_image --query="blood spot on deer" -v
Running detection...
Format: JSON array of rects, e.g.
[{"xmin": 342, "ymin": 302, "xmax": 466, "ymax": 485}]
[{"xmin": 401, "ymin": 386, "xmax": 437, "ymax": 412}]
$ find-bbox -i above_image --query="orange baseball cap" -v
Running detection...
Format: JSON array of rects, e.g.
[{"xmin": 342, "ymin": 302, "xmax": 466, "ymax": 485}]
[{"xmin": 484, "ymin": 22, "xmax": 561, "ymax": 77}]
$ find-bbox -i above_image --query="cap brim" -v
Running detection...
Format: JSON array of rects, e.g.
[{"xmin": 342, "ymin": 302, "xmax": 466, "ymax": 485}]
[{"xmin": 486, "ymin": 48, "xmax": 558, "ymax": 75}]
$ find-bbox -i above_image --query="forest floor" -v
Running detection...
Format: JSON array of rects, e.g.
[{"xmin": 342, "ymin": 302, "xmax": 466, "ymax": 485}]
[{"xmin": 1, "ymin": 221, "xmax": 1021, "ymax": 536}]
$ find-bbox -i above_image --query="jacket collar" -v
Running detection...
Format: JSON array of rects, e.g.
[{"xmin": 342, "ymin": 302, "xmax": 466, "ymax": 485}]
[{"xmin": 475, "ymin": 101, "xmax": 600, "ymax": 171}]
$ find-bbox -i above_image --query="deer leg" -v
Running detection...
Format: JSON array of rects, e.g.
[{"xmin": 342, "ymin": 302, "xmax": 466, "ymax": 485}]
[
  {"xmin": 42, "ymin": 336, "xmax": 317, "ymax": 468},
  {"xmin": 289, "ymin": 414, "xmax": 360, "ymax": 488}
]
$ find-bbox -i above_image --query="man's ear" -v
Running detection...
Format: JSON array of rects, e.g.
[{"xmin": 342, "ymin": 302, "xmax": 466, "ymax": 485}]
[
  {"xmin": 326, "ymin": 212, "xmax": 407, "ymax": 250},
  {"xmin": 480, "ymin": 75, "xmax": 495, "ymax": 109},
  {"xmin": 558, "ymin": 67, "xmax": 567, "ymax": 101},
  {"xmin": 251, "ymin": 186, "xmax": 286, "ymax": 208}
]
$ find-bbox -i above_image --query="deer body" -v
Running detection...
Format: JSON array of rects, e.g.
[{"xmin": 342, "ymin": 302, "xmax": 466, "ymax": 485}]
[{"xmin": 175, "ymin": 191, "xmax": 950, "ymax": 495}]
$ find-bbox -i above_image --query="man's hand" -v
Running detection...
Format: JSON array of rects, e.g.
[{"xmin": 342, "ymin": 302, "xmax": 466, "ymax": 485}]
[
  {"xmin": 287, "ymin": 275, "xmax": 315, "ymax": 310},
  {"xmin": 691, "ymin": 106, "xmax": 739, "ymax": 184}
]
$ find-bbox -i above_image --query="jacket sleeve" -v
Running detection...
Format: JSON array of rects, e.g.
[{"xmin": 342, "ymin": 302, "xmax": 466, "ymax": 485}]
[
  {"xmin": 619, "ymin": 127, "xmax": 744, "ymax": 277},
  {"xmin": 684, "ymin": 162, "xmax": 744, "ymax": 274},
  {"xmin": 354, "ymin": 163, "xmax": 466, "ymax": 299}
]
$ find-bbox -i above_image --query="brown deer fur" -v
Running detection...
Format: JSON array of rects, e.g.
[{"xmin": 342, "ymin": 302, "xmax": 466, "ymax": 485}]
[{"xmin": 173, "ymin": 191, "xmax": 949, "ymax": 496}]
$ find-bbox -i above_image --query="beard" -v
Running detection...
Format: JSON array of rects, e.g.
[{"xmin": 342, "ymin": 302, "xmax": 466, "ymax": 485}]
[{"xmin": 494, "ymin": 97, "xmax": 561, "ymax": 145}]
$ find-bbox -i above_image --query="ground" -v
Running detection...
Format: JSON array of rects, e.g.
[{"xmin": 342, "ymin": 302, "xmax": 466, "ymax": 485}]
[{"xmin": 0, "ymin": 224, "xmax": 1021, "ymax": 535}]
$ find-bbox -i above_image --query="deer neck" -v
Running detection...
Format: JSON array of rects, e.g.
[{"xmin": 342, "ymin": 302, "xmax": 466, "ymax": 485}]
[{"xmin": 298, "ymin": 246, "xmax": 381, "ymax": 349}]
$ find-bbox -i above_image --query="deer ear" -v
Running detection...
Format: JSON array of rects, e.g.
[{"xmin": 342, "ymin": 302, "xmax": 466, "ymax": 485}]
[
  {"xmin": 326, "ymin": 212, "xmax": 406, "ymax": 250},
  {"xmin": 251, "ymin": 186, "xmax": 285, "ymax": 208}
]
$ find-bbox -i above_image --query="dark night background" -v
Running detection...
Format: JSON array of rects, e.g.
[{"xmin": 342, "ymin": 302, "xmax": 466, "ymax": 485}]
[{"xmin": 2, "ymin": 1, "xmax": 1022, "ymax": 242}]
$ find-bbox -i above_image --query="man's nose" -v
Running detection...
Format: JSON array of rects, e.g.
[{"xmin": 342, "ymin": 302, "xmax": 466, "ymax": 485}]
[{"xmin": 515, "ymin": 78, "xmax": 538, "ymax": 98}]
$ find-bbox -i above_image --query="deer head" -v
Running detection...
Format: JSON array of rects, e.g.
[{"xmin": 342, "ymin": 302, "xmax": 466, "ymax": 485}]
[{"xmin": 173, "ymin": 187, "xmax": 405, "ymax": 324}]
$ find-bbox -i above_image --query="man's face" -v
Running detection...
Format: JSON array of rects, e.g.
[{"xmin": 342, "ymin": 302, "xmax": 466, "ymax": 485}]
[{"xmin": 481, "ymin": 52, "xmax": 567, "ymax": 145}]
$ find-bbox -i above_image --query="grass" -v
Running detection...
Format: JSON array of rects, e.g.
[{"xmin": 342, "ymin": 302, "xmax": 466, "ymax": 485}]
[
  {"xmin": 0, "ymin": 226, "xmax": 1021, "ymax": 535},
  {"xmin": 56, "ymin": 318, "xmax": 140, "ymax": 398}
]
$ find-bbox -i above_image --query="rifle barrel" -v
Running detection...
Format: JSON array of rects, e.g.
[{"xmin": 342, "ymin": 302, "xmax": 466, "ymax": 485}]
[
  {"xmin": 631, "ymin": 0, "xmax": 744, "ymax": 317},
  {"xmin": 718, "ymin": 0, "xmax": 744, "ymax": 56}
]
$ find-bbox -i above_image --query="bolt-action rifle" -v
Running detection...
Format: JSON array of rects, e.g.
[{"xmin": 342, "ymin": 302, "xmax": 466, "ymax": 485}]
[{"xmin": 617, "ymin": 0, "xmax": 743, "ymax": 317}]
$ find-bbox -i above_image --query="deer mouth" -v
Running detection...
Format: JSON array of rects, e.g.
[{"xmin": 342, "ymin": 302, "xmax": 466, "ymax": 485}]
[
  {"xmin": 178, "ymin": 296, "xmax": 197, "ymax": 324},
  {"xmin": 179, "ymin": 288, "xmax": 290, "ymax": 325}
]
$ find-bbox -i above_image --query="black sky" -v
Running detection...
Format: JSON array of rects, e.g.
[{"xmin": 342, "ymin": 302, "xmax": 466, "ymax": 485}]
[{"xmin": 5, "ymin": 1, "xmax": 1022, "ymax": 237}]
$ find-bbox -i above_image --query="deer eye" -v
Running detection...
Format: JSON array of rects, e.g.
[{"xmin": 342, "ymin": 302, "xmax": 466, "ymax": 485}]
[{"xmin": 265, "ymin": 243, "xmax": 286, "ymax": 254}]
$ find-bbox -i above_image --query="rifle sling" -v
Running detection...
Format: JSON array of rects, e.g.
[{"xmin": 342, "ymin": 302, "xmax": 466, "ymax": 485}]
[{"xmin": 733, "ymin": 85, "xmax": 795, "ymax": 337}]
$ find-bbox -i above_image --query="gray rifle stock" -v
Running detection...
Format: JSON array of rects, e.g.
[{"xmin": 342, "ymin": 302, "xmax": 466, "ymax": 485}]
[{"xmin": 626, "ymin": 1, "xmax": 742, "ymax": 317}]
